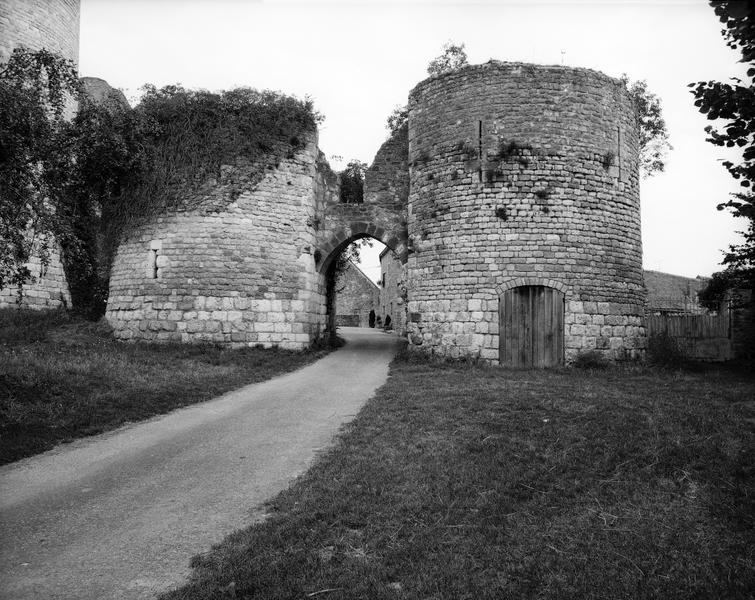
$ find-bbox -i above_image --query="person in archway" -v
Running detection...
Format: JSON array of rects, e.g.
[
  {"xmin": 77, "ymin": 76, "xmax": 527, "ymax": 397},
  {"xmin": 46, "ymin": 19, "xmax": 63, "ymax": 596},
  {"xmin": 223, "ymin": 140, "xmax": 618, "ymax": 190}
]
[
  {"xmin": 368, "ymin": 309, "xmax": 376, "ymax": 328},
  {"xmin": 384, "ymin": 314, "xmax": 392, "ymax": 331}
]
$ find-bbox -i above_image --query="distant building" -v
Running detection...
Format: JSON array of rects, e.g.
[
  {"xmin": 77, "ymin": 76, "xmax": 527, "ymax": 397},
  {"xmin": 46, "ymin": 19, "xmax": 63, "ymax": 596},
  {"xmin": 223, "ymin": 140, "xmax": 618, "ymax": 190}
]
[
  {"xmin": 379, "ymin": 248, "xmax": 406, "ymax": 335},
  {"xmin": 335, "ymin": 261, "xmax": 379, "ymax": 328},
  {"xmin": 643, "ymin": 270, "xmax": 709, "ymax": 315}
]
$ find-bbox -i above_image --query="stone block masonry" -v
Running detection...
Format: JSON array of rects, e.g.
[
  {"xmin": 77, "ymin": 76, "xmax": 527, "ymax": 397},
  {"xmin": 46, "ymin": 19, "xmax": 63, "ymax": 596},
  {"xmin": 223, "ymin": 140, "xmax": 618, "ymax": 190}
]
[
  {"xmin": 315, "ymin": 123, "xmax": 410, "ymax": 273},
  {"xmin": 335, "ymin": 261, "xmax": 379, "ymax": 328},
  {"xmin": 106, "ymin": 137, "xmax": 335, "ymax": 349},
  {"xmin": 0, "ymin": 247, "xmax": 72, "ymax": 310},
  {"xmin": 107, "ymin": 61, "xmax": 648, "ymax": 363},
  {"xmin": 405, "ymin": 62, "xmax": 646, "ymax": 363},
  {"xmin": 379, "ymin": 247, "xmax": 407, "ymax": 336},
  {"xmin": 0, "ymin": 0, "xmax": 80, "ymax": 64}
]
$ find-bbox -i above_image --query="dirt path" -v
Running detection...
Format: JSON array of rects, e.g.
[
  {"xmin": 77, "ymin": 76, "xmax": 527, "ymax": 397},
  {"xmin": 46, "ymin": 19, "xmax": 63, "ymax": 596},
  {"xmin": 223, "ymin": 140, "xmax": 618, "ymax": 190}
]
[{"xmin": 0, "ymin": 327, "xmax": 398, "ymax": 600}]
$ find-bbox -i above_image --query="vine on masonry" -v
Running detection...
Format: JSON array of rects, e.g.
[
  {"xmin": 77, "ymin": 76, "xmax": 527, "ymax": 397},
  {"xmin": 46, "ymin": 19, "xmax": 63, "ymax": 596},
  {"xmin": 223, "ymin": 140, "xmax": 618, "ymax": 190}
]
[
  {"xmin": 0, "ymin": 48, "xmax": 81, "ymax": 297},
  {"xmin": 1, "ymin": 48, "xmax": 321, "ymax": 317}
]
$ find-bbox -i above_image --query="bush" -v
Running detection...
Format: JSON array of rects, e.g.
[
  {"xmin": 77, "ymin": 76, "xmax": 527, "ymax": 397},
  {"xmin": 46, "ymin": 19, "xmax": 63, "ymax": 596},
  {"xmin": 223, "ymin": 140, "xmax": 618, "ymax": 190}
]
[
  {"xmin": 572, "ymin": 349, "xmax": 610, "ymax": 370},
  {"xmin": 647, "ymin": 332, "xmax": 689, "ymax": 369}
]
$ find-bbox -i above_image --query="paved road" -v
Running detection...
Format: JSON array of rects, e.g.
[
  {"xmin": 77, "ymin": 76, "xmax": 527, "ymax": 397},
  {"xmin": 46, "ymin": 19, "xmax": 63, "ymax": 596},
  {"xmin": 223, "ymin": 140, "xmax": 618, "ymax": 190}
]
[{"xmin": 0, "ymin": 327, "xmax": 398, "ymax": 600}]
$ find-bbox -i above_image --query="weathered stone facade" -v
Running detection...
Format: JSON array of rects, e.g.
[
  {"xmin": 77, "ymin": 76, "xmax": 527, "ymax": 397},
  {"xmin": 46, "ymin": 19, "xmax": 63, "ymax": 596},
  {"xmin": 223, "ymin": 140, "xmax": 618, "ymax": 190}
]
[
  {"xmin": 105, "ymin": 127, "xmax": 415, "ymax": 348},
  {"xmin": 0, "ymin": 246, "xmax": 71, "ymax": 310},
  {"xmin": 404, "ymin": 62, "xmax": 645, "ymax": 363},
  {"xmin": 5, "ymin": 0, "xmax": 655, "ymax": 364},
  {"xmin": 0, "ymin": 0, "xmax": 80, "ymax": 64},
  {"xmin": 80, "ymin": 76, "xmax": 129, "ymax": 108},
  {"xmin": 106, "ymin": 137, "xmax": 337, "ymax": 349},
  {"xmin": 316, "ymin": 123, "xmax": 409, "ymax": 273},
  {"xmin": 107, "ymin": 61, "xmax": 646, "ymax": 362},
  {"xmin": 378, "ymin": 247, "xmax": 407, "ymax": 335},
  {"xmin": 335, "ymin": 261, "xmax": 379, "ymax": 327}
]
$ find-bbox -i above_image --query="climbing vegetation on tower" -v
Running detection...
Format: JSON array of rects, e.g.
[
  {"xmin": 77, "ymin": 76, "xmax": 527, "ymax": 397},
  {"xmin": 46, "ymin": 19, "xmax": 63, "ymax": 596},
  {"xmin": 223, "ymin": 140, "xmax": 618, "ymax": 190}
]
[{"xmin": 0, "ymin": 47, "xmax": 323, "ymax": 317}]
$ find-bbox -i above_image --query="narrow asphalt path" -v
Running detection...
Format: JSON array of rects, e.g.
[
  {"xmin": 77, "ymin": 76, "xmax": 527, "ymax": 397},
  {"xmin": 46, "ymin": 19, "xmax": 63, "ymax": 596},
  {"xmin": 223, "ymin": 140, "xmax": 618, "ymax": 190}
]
[{"xmin": 0, "ymin": 327, "xmax": 399, "ymax": 600}]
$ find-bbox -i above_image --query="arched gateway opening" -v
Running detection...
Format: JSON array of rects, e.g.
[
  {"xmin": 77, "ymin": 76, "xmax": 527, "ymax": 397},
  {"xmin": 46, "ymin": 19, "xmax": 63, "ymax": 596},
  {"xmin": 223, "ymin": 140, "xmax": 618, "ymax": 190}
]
[{"xmin": 318, "ymin": 230, "xmax": 406, "ymax": 343}]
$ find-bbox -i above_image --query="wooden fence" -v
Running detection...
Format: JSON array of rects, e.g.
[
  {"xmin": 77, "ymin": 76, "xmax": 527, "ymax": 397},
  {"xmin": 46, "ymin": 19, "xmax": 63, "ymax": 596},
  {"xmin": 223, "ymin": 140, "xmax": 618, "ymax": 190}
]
[
  {"xmin": 646, "ymin": 310, "xmax": 732, "ymax": 361},
  {"xmin": 646, "ymin": 310, "xmax": 730, "ymax": 338}
]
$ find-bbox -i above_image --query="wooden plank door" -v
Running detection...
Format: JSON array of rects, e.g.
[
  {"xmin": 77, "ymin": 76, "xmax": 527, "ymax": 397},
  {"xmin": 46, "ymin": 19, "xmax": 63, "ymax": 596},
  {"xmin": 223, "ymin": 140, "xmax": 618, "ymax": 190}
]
[{"xmin": 499, "ymin": 286, "xmax": 564, "ymax": 367}]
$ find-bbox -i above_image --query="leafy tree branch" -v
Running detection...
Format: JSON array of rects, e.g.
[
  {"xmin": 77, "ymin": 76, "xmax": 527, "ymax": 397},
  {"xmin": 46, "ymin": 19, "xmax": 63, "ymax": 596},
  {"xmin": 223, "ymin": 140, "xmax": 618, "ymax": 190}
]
[{"xmin": 690, "ymin": 0, "xmax": 755, "ymax": 285}]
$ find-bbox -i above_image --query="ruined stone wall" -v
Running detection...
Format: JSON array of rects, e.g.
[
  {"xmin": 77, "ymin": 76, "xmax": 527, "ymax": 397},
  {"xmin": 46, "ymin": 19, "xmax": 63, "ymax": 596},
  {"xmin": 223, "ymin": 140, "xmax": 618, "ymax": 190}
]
[
  {"xmin": 0, "ymin": 0, "xmax": 80, "ymax": 311},
  {"xmin": 315, "ymin": 125, "xmax": 409, "ymax": 272},
  {"xmin": 364, "ymin": 122, "xmax": 409, "ymax": 211},
  {"xmin": 0, "ymin": 248, "xmax": 71, "ymax": 310},
  {"xmin": 106, "ymin": 137, "xmax": 336, "ymax": 349},
  {"xmin": 405, "ymin": 62, "xmax": 644, "ymax": 363}
]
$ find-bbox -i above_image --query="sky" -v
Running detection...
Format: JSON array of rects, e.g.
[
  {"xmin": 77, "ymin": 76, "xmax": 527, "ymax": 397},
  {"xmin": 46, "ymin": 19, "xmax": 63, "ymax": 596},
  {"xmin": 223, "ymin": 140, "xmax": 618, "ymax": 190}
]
[{"xmin": 78, "ymin": 0, "xmax": 749, "ymax": 284}]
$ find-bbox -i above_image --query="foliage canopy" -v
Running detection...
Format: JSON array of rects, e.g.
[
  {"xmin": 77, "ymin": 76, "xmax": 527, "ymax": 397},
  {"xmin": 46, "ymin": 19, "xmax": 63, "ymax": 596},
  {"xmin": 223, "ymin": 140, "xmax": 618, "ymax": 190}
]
[
  {"xmin": 427, "ymin": 41, "xmax": 469, "ymax": 77},
  {"xmin": 0, "ymin": 48, "xmax": 80, "ymax": 295},
  {"xmin": 386, "ymin": 104, "xmax": 408, "ymax": 134},
  {"xmin": 0, "ymin": 48, "xmax": 321, "ymax": 316},
  {"xmin": 621, "ymin": 76, "xmax": 672, "ymax": 178},
  {"xmin": 338, "ymin": 159, "xmax": 367, "ymax": 204},
  {"xmin": 697, "ymin": 269, "xmax": 750, "ymax": 310},
  {"xmin": 690, "ymin": 0, "xmax": 755, "ymax": 285}
]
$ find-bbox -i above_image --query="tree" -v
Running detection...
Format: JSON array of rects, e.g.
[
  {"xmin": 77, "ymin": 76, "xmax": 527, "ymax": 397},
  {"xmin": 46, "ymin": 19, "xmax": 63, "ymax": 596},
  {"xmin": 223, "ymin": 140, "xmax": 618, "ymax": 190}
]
[
  {"xmin": 386, "ymin": 104, "xmax": 408, "ymax": 134},
  {"xmin": 697, "ymin": 269, "xmax": 749, "ymax": 310},
  {"xmin": 385, "ymin": 41, "xmax": 467, "ymax": 135},
  {"xmin": 61, "ymin": 91, "xmax": 152, "ymax": 316},
  {"xmin": 338, "ymin": 159, "xmax": 367, "ymax": 204},
  {"xmin": 1, "ymin": 55, "xmax": 321, "ymax": 315},
  {"xmin": 427, "ymin": 41, "xmax": 469, "ymax": 77},
  {"xmin": 0, "ymin": 48, "xmax": 81, "ymax": 296},
  {"xmin": 621, "ymin": 76, "xmax": 672, "ymax": 177},
  {"xmin": 690, "ymin": 0, "xmax": 755, "ymax": 286}
]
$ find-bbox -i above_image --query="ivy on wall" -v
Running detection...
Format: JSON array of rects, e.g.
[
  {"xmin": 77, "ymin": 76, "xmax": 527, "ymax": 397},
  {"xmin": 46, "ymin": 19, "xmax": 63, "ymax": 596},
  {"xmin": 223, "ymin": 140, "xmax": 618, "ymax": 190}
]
[{"xmin": 1, "ymin": 48, "xmax": 321, "ymax": 317}]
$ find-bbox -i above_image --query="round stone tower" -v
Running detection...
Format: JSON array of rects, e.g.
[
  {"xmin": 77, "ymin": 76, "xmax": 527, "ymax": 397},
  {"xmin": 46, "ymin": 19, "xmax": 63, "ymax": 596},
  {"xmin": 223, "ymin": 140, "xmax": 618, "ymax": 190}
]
[
  {"xmin": 405, "ymin": 61, "xmax": 645, "ymax": 364},
  {"xmin": 0, "ymin": 0, "xmax": 80, "ymax": 65}
]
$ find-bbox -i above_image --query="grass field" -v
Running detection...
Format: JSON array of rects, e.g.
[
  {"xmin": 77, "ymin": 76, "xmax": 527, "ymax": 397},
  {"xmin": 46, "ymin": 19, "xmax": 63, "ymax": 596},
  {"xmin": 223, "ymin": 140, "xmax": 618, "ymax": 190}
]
[
  {"xmin": 0, "ymin": 308, "xmax": 330, "ymax": 464},
  {"xmin": 162, "ymin": 349, "xmax": 755, "ymax": 600}
]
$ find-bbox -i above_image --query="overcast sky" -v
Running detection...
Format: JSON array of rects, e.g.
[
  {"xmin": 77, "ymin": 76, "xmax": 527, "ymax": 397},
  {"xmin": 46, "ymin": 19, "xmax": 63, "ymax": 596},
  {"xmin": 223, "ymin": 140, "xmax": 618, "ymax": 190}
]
[{"xmin": 79, "ymin": 0, "xmax": 748, "ymax": 283}]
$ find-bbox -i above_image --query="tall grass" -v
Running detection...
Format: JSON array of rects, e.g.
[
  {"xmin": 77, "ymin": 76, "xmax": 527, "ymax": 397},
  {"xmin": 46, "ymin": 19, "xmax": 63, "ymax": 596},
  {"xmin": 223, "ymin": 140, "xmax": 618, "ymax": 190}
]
[{"xmin": 0, "ymin": 308, "xmax": 328, "ymax": 464}]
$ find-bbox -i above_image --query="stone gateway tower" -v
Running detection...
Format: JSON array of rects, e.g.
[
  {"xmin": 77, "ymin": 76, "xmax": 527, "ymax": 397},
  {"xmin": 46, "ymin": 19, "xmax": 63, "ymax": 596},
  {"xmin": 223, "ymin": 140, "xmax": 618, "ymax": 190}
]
[
  {"xmin": 405, "ymin": 62, "xmax": 645, "ymax": 365},
  {"xmin": 106, "ymin": 61, "xmax": 646, "ymax": 364},
  {"xmin": 1, "ymin": 0, "xmax": 648, "ymax": 364}
]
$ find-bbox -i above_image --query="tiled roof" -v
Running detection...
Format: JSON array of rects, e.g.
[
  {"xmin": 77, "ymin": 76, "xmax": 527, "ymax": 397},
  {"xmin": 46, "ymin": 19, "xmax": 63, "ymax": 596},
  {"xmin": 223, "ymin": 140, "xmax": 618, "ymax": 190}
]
[{"xmin": 643, "ymin": 270, "xmax": 708, "ymax": 313}]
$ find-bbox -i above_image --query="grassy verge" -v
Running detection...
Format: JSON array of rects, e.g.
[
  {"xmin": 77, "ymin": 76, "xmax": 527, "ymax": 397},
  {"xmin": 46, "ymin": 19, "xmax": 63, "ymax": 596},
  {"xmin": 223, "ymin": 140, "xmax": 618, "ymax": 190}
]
[
  {"xmin": 0, "ymin": 308, "xmax": 330, "ymax": 464},
  {"xmin": 163, "ymin": 349, "xmax": 754, "ymax": 600}
]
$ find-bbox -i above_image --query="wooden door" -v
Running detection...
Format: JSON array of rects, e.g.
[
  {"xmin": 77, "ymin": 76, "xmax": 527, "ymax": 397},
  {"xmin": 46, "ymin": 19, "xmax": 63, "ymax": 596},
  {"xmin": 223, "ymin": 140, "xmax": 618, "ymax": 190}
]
[{"xmin": 499, "ymin": 286, "xmax": 564, "ymax": 367}]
